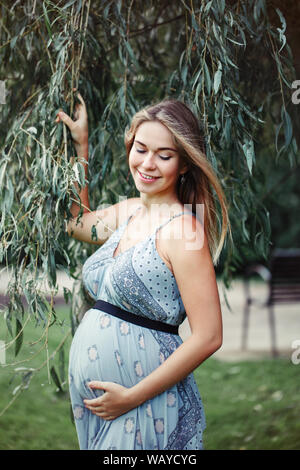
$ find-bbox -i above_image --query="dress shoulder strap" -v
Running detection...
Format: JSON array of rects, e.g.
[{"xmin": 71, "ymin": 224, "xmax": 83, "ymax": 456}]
[
  {"xmin": 120, "ymin": 205, "xmax": 142, "ymax": 228},
  {"xmin": 154, "ymin": 209, "xmax": 195, "ymax": 235}
]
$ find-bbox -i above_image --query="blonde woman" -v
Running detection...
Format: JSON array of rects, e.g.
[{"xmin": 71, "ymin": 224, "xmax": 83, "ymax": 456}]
[{"xmin": 56, "ymin": 92, "xmax": 230, "ymax": 450}]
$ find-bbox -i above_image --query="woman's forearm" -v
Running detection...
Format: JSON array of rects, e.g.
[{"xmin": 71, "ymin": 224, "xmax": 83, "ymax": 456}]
[
  {"xmin": 69, "ymin": 141, "xmax": 90, "ymax": 219},
  {"xmin": 127, "ymin": 332, "xmax": 221, "ymax": 408},
  {"xmin": 55, "ymin": 99, "xmax": 90, "ymax": 221}
]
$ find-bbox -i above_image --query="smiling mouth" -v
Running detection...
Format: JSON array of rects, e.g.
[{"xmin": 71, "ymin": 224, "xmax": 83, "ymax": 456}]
[{"xmin": 137, "ymin": 170, "xmax": 160, "ymax": 181}]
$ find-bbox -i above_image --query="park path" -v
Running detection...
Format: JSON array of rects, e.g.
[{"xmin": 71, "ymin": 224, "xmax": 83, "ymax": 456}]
[
  {"xmin": 1, "ymin": 268, "xmax": 299, "ymax": 362},
  {"xmin": 181, "ymin": 278, "xmax": 300, "ymax": 362}
]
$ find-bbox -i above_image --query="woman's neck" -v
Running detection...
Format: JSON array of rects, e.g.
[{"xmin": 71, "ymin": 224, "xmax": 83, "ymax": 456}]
[{"xmin": 138, "ymin": 192, "xmax": 183, "ymax": 217}]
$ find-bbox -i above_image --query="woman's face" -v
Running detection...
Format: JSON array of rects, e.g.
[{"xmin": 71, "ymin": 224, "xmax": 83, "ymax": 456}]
[{"xmin": 129, "ymin": 120, "xmax": 186, "ymax": 199}]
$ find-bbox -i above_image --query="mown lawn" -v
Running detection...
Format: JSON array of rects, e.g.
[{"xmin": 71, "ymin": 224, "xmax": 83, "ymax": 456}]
[
  {"xmin": 0, "ymin": 305, "xmax": 299, "ymax": 450},
  {"xmin": 0, "ymin": 304, "xmax": 78, "ymax": 450},
  {"xmin": 195, "ymin": 357, "xmax": 300, "ymax": 450}
]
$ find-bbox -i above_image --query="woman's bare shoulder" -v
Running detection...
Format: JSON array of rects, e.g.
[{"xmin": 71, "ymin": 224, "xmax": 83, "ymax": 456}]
[
  {"xmin": 159, "ymin": 211, "xmax": 206, "ymax": 256},
  {"xmin": 159, "ymin": 210, "xmax": 203, "ymax": 238}
]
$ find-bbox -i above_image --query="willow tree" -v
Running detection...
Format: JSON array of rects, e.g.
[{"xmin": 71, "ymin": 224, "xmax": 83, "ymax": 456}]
[{"xmin": 0, "ymin": 0, "xmax": 297, "ymax": 401}]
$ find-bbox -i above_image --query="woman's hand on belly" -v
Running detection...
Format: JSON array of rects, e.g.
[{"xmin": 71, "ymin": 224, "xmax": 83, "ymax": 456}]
[{"xmin": 83, "ymin": 381, "xmax": 135, "ymax": 420}]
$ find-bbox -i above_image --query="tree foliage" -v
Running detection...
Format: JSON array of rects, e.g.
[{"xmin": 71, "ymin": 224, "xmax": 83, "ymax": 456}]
[{"xmin": 0, "ymin": 0, "xmax": 298, "ymax": 396}]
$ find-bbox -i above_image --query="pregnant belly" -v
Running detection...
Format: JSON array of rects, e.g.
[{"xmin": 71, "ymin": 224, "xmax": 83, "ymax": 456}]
[{"xmin": 68, "ymin": 308, "xmax": 177, "ymax": 399}]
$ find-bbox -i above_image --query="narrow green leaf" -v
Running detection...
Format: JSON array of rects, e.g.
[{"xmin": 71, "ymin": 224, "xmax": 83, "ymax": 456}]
[
  {"xmin": 62, "ymin": 0, "xmax": 77, "ymax": 10},
  {"xmin": 191, "ymin": 14, "xmax": 199, "ymax": 31},
  {"xmin": 203, "ymin": 61, "xmax": 211, "ymax": 95},
  {"xmin": 195, "ymin": 82, "xmax": 202, "ymax": 110},
  {"xmin": 15, "ymin": 318, "xmax": 23, "ymax": 357},
  {"xmin": 76, "ymin": 0, "xmax": 83, "ymax": 14},
  {"xmin": 101, "ymin": 149, "xmax": 112, "ymax": 179},
  {"xmin": 78, "ymin": 162, "xmax": 86, "ymax": 187},
  {"xmin": 91, "ymin": 225, "xmax": 98, "ymax": 241},
  {"xmin": 242, "ymin": 138, "xmax": 255, "ymax": 175},
  {"xmin": 42, "ymin": 2, "xmax": 52, "ymax": 39},
  {"xmin": 213, "ymin": 61, "xmax": 222, "ymax": 94},
  {"xmin": 282, "ymin": 108, "xmax": 292, "ymax": 150},
  {"xmin": 224, "ymin": 118, "xmax": 232, "ymax": 144},
  {"xmin": 59, "ymin": 346, "xmax": 65, "ymax": 383},
  {"xmin": 276, "ymin": 8, "xmax": 287, "ymax": 52},
  {"xmin": 10, "ymin": 36, "xmax": 18, "ymax": 49},
  {"xmin": 50, "ymin": 366, "xmax": 64, "ymax": 392},
  {"xmin": 218, "ymin": 0, "xmax": 225, "ymax": 15},
  {"xmin": 191, "ymin": 68, "xmax": 202, "ymax": 91},
  {"xmin": 5, "ymin": 310, "xmax": 13, "ymax": 338},
  {"xmin": 0, "ymin": 161, "xmax": 8, "ymax": 188},
  {"xmin": 181, "ymin": 65, "xmax": 188, "ymax": 85},
  {"xmin": 124, "ymin": 40, "xmax": 138, "ymax": 69},
  {"xmin": 34, "ymin": 206, "xmax": 42, "ymax": 227},
  {"xmin": 5, "ymin": 178, "xmax": 14, "ymax": 211},
  {"xmin": 48, "ymin": 248, "xmax": 57, "ymax": 285}
]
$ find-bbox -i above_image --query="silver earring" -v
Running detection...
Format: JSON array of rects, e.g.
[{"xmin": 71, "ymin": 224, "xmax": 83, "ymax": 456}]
[{"xmin": 180, "ymin": 173, "xmax": 186, "ymax": 185}]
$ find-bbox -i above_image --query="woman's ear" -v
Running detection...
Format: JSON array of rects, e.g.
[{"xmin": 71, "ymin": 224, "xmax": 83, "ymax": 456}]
[
  {"xmin": 179, "ymin": 163, "xmax": 189, "ymax": 175},
  {"xmin": 178, "ymin": 153, "xmax": 190, "ymax": 175}
]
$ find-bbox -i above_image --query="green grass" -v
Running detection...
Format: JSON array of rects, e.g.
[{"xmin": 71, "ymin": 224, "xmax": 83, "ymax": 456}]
[
  {"xmin": 0, "ymin": 304, "xmax": 78, "ymax": 450},
  {"xmin": 1, "ymin": 305, "xmax": 299, "ymax": 450},
  {"xmin": 196, "ymin": 358, "xmax": 300, "ymax": 450}
]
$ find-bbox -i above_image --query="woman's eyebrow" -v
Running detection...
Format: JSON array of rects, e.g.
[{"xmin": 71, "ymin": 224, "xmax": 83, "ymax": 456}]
[{"xmin": 134, "ymin": 139, "xmax": 178, "ymax": 153}]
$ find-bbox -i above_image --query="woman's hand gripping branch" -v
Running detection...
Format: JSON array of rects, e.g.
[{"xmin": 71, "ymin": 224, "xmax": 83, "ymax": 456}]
[{"xmin": 55, "ymin": 89, "xmax": 88, "ymax": 152}]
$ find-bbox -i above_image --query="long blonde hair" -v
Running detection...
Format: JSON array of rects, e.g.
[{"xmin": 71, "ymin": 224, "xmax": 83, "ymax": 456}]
[{"xmin": 124, "ymin": 99, "xmax": 231, "ymax": 265}]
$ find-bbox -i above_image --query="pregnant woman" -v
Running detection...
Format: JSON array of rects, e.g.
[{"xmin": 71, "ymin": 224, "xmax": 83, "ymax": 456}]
[{"xmin": 56, "ymin": 92, "xmax": 230, "ymax": 450}]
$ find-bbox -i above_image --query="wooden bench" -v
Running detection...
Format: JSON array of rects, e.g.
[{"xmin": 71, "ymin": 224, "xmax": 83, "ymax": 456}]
[{"xmin": 241, "ymin": 248, "xmax": 300, "ymax": 357}]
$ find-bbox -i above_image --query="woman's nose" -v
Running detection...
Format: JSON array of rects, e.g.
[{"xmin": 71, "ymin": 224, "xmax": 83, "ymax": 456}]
[{"xmin": 141, "ymin": 152, "xmax": 156, "ymax": 169}]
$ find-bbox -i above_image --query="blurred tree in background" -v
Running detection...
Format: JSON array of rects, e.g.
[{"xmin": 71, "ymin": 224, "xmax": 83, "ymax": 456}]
[{"xmin": 0, "ymin": 0, "xmax": 299, "ymax": 395}]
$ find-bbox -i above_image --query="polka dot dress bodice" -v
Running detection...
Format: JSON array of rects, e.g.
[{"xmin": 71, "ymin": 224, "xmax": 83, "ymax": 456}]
[
  {"xmin": 68, "ymin": 207, "xmax": 206, "ymax": 450},
  {"xmin": 82, "ymin": 207, "xmax": 187, "ymax": 326}
]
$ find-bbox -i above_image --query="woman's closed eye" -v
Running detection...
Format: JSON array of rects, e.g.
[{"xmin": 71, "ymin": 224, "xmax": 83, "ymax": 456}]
[
  {"xmin": 136, "ymin": 149, "xmax": 171, "ymax": 160},
  {"xmin": 159, "ymin": 155, "xmax": 171, "ymax": 160}
]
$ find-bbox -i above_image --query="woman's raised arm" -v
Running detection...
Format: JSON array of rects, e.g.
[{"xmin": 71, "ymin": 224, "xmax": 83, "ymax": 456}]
[{"xmin": 55, "ymin": 91, "xmax": 139, "ymax": 245}]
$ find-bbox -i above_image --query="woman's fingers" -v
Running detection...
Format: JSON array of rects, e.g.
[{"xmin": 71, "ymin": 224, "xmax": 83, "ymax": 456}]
[
  {"xmin": 54, "ymin": 90, "xmax": 88, "ymax": 147},
  {"xmin": 84, "ymin": 397, "xmax": 101, "ymax": 406},
  {"xmin": 76, "ymin": 91, "xmax": 86, "ymax": 108},
  {"xmin": 72, "ymin": 88, "xmax": 86, "ymax": 108},
  {"xmin": 73, "ymin": 104, "xmax": 80, "ymax": 120},
  {"xmin": 56, "ymin": 111, "xmax": 74, "ymax": 129},
  {"xmin": 55, "ymin": 89, "xmax": 85, "ymax": 123},
  {"xmin": 87, "ymin": 380, "xmax": 108, "ymax": 391},
  {"xmin": 87, "ymin": 406, "xmax": 115, "ymax": 420},
  {"xmin": 84, "ymin": 401, "xmax": 115, "ymax": 419}
]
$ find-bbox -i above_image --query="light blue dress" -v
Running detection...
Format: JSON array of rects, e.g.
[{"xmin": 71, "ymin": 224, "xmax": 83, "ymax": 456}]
[{"xmin": 68, "ymin": 207, "xmax": 206, "ymax": 450}]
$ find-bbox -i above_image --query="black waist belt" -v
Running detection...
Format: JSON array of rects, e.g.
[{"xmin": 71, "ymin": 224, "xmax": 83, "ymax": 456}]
[{"xmin": 93, "ymin": 299, "xmax": 179, "ymax": 335}]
